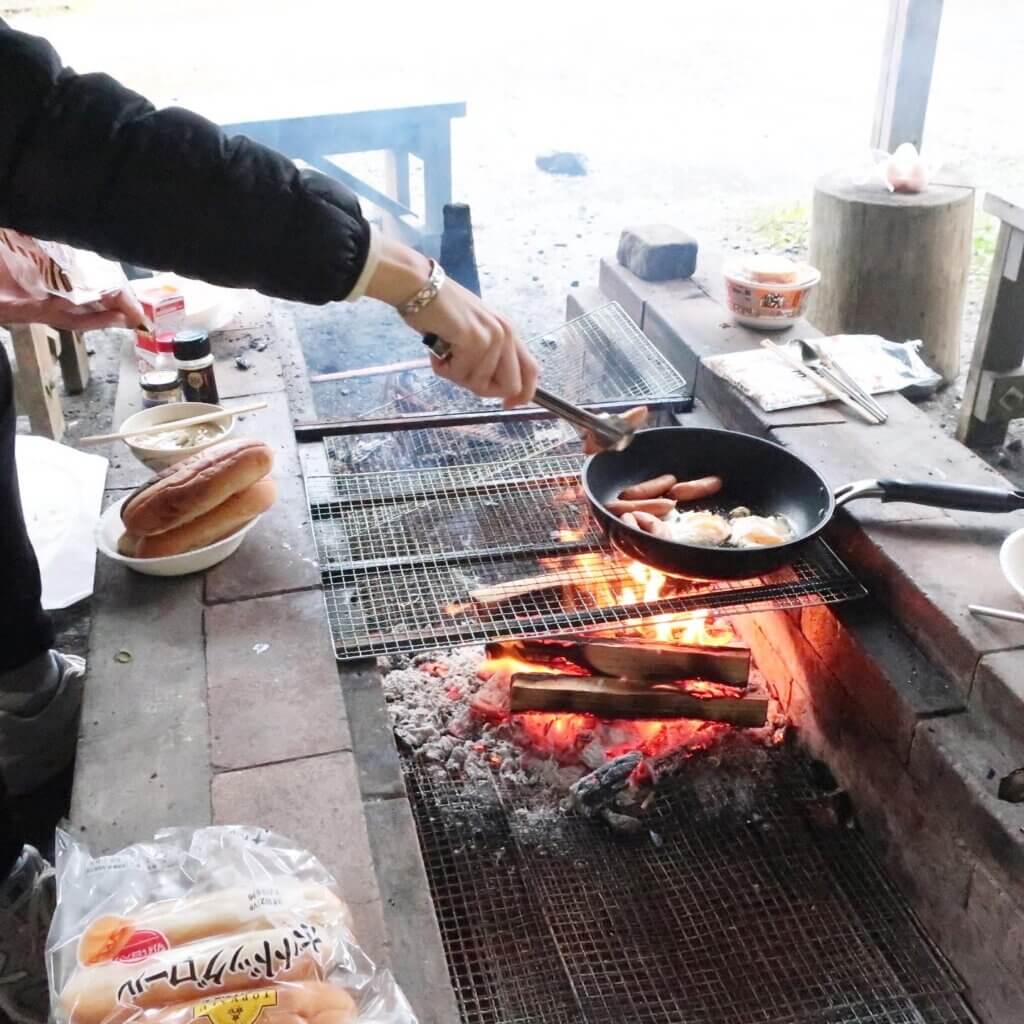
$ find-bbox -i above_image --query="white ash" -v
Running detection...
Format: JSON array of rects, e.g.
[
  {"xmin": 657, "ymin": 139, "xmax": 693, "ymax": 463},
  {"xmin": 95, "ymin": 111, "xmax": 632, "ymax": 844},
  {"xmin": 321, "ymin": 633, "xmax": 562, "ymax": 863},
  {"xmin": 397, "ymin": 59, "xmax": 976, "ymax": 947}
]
[{"xmin": 381, "ymin": 647, "xmax": 585, "ymax": 805}]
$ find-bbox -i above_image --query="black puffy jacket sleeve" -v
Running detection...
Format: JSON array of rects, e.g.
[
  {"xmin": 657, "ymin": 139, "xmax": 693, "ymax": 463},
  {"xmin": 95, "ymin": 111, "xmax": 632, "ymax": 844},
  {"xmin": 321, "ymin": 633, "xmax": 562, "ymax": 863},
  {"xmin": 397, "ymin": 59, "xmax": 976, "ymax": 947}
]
[{"xmin": 0, "ymin": 19, "xmax": 371, "ymax": 304}]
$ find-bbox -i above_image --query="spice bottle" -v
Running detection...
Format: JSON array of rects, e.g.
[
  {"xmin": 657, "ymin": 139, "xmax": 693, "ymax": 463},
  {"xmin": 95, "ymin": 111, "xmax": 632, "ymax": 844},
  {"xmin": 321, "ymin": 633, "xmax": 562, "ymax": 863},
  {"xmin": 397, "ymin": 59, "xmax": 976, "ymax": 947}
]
[
  {"xmin": 140, "ymin": 370, "xmax": 182, "ymax": 408},
  {"xmin": 173, "ymin": 329, "xmax": 219, "ymax": 404},
  {"xmin": 139, "ymin": 346, "xmax": 181, "ymax": 407}
]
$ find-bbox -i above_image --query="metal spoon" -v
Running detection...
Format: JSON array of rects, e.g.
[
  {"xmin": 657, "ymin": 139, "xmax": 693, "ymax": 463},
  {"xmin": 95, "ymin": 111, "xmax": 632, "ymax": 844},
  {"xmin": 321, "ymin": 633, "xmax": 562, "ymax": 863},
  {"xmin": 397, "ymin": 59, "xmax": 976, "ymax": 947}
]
[
  {"xmin": 422, "ymin": 333, "xmax": 634, "ymax": 451},
  {"xmin": 788, "ymin": 338, "xmax": 889, "ymax": 423}
]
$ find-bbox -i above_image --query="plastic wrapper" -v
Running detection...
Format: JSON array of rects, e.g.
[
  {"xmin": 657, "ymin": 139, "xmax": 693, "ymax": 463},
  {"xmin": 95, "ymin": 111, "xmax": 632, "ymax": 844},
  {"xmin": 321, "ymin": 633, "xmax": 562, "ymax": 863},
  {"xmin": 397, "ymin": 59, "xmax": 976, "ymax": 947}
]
[
  {"xmin": 704, "ymin": 334, "xmax": 942, "ymax": 412},
  {"xmin": 851, "ymin": 144, "xmax": 929, "ymax": 193},
  {"xmin": 47, "ymin": 827, "xmax": 417, "ymax": 1024},
  {"xmin": 0, "ymin": 228, "xmax": 127, "ymax": 305}
]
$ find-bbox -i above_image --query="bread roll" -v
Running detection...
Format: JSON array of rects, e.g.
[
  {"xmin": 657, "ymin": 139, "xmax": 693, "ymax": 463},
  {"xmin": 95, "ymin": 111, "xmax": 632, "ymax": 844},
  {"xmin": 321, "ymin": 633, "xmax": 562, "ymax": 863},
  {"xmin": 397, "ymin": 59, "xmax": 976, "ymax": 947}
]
[
  {"xmin": 121, "ymin": 439, "xmax": 273, "ymax": 537},
  {"xmin": 120, "ymin": 478, "xmax": 277, "ymax": 558},
  {"xmin": 741, "ymin": 254, "xmax": 798, "ymax": 284},
  {"xmin": 61, "ymin": 925, "xmax": 335, "ymax": 1024},
  {"xmin": 77, "ymin": 881, "xmax": 348, "ymax": 966},
  {"xmin": 136, "ymin": 982, "xmax": 358, "ymax": 1024}
]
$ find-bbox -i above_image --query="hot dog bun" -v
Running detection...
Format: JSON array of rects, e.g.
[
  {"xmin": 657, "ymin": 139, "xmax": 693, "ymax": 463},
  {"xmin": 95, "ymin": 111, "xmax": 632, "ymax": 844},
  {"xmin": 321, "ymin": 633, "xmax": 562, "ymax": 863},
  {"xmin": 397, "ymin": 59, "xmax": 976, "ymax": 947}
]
[
  {"xmin": 77, "ymin": 881, "xmax": 349, "ymax": 966},
  {"xmin": 121, "ymin": 439, "xmax": 273, "ymax": 537},
  {"xmin": 61, "ymin": 925, "xmax": 334, "ymax": 1024},
  {"xmin": 119, "ymin": 478, "xmax": 277, "ymax": 558},
  {"xmin": 135, "ymin": 982, "xmax": 358, "ymax": 1024}
]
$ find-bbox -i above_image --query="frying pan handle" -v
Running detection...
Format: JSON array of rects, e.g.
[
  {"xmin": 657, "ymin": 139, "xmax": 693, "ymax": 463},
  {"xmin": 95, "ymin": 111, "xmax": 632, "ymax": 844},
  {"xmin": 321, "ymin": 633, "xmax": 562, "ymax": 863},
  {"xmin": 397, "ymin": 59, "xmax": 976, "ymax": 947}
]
[{"xmin": 836, "ymin": 478, "xmax": 1024, "ymax": 512}]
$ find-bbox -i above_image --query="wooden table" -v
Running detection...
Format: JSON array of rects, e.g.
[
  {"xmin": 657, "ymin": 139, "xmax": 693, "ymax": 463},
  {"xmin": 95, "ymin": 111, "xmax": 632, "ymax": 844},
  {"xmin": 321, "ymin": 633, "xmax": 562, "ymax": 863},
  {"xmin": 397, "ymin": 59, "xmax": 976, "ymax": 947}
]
[
  {"xmin": 957, "ymin": 191, "xmax": 1024, "ymax": 447},
  {"xmin": 222, "ymin": 103, "xmax": 466, "ymax": 257}
]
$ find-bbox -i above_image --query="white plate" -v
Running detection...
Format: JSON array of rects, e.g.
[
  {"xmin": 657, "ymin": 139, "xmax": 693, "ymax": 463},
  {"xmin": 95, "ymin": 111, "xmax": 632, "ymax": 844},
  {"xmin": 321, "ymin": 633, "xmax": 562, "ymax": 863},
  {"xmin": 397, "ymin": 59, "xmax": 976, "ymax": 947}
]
[
  {"xmin": 1000, "ymin": 528, "xmax": 1024, "ymax": 602},
  {"xmin": 96, "ymin": 496, "xmax": 260, "ymax": 577}
]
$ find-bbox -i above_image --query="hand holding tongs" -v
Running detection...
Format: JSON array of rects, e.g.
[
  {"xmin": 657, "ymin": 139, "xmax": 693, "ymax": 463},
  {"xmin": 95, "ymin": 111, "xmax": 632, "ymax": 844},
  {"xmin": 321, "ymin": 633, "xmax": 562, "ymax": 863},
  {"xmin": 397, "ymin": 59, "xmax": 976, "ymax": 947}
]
[{"xmin": 423, "ymin": 333, "xmax": 635, "ymax": 451}]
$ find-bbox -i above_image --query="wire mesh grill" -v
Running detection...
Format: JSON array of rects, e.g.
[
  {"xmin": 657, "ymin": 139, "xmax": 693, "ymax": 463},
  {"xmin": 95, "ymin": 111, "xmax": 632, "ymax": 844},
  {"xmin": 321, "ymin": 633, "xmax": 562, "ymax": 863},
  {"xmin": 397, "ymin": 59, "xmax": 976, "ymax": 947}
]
[
  {"xmin": 308, "ymin": 469, "xmax": 866, "ymax": 660},
  {"xmin": 330, "ymin": 301, "xmax": 687, "ymax": 426},
  {"xmin": 404, "ymin": 746, "xmax": 977, "ymax": 1024}
]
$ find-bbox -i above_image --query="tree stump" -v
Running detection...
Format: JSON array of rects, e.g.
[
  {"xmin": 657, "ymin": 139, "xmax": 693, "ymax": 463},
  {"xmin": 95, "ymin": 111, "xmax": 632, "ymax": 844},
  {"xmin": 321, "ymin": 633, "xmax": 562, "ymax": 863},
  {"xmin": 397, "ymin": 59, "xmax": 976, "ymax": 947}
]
[{"xmin": 808, "ymin": 173, "xmax": 973, "ymax": 383}]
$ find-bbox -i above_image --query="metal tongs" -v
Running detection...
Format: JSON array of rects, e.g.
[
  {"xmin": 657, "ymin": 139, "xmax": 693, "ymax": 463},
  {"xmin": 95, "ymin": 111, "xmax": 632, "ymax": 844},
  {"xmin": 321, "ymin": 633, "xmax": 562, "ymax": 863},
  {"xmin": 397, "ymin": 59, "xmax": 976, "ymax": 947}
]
[{"xmin": 423, "ymin": 334, "xmax": 634, "ymax": 451}]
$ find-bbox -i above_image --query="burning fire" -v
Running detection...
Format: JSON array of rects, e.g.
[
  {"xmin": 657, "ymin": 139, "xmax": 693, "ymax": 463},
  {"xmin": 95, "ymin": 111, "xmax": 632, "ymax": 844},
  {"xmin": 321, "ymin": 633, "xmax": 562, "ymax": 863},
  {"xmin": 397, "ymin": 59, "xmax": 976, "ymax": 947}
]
[{"xmin": 474, "ymin": 560, "xmax": 741, "ymax": 768}]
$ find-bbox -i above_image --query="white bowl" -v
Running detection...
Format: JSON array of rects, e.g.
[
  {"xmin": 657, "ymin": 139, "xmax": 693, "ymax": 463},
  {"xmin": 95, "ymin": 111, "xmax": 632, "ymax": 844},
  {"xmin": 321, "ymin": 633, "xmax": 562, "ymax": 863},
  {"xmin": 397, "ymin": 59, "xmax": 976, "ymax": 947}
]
[
  {"xmin": 1000, "ymin": 528, "xmax": 1024, "ymax": 602},
  {"xmin": 96, "ymin": 496, "xmax": 261, "ymax": 577},
  {"xmin": 121, "ymin": 402, "xmax": 235, "ymax": 470}
]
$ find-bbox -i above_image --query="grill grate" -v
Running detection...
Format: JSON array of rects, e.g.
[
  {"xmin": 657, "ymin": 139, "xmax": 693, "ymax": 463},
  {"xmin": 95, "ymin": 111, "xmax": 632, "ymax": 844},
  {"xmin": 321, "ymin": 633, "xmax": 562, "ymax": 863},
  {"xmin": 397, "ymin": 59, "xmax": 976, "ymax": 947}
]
[
  {"xmin": 327, "ymin": 301, "xmax": 688, "ymax": 428},
  {"xmin": 404, "ymin": 745, "xmax": 977, "ymax": 1024},
  {"xmin": 308, "ymin": 468, "xmax": 866, "ymax": 660}
]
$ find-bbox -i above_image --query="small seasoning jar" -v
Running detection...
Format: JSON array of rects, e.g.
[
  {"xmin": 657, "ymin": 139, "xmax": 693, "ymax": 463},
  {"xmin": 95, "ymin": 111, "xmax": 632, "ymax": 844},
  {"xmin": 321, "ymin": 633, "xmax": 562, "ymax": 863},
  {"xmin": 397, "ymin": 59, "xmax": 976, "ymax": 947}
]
[
  {"xmin": 173, "ymin": 329, "xmax": 219, "ymax": 404},
  {"xmin": 140, "ymin": 369, "xmax": 182, "ymax": 408}
]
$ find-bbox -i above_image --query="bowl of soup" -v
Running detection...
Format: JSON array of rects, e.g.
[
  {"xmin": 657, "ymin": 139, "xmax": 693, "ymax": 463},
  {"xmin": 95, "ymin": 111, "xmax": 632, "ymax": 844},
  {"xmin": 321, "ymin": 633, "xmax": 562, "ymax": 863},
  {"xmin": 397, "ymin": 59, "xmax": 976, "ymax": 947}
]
[{"xmin": 120, "ymin": 402, "xmax": 235, "ymax": 470}]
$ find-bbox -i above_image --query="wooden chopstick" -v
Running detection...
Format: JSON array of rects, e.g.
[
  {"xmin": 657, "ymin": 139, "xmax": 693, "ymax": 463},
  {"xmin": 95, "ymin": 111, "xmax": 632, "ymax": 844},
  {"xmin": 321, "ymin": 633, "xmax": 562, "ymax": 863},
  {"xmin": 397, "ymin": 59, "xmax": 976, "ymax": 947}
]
[
  {"xmin": 79, "ymin": 400, "xmax": 268, "ymax": 446},
  {"xmin": 760, "ymin": 338, "xmax": 882, "ymax": 425},
  {"xmin": 968, "ymin": 604, "xmax": 1024, "ymax": 624}
]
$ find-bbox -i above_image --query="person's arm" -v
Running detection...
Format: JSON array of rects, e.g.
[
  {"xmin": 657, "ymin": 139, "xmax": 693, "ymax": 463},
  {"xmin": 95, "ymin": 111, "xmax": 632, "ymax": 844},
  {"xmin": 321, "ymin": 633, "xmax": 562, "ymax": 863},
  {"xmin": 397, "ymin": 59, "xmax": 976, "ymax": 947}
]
[
  {"xmin": 0, "ymin": 19, "xmax": 368, "ymax": 304},
  {"xmin": 0, "ymin": 19, "xmax": 538, "ymax": 405}
]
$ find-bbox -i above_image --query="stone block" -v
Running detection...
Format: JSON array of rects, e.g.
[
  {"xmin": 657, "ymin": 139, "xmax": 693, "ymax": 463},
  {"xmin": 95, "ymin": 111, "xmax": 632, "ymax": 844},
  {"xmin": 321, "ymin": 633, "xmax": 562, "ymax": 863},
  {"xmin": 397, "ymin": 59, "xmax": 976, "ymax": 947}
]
[
  {"xmin": 535, "ymin": 151, "xmax": 587, "ymax": 176},
  {"xmin": 800, "ymin": 602, "xmax": 963, "ymax": 763},
  {"xmin": 565, "ymin": 286, "xmax": 607, "ymax": 324},
  {"xmin": 599, "ymin": 258, "xmax": 704, "ymax": 329},
  {"xmin": 910, "ymin": 714, "xmax": 1024, "ymax": 893},
  {"xmin": 346, "ymin": 896, "xmax": 391, "ymax": 969},
  {"xmin": 204, "ymin": 472, "xmax": 320, "ymax": 603},
  {"xmin": 617, "ymin": 225, "xmax": 697, "ymax": 282},
  {"xmin": 363, "ymin": 798, "xmax": 461, "ymax": 1024},
  {"xmin": 72, "ymin": 702, "xmax": 211, "ymax": 854},
  {"xmin": 205, "ymin": 591, "xmax": 349, "ymax": 772},
  {"xmin": 211, "ymin": 752, "xmax": 380, "ymax": 910},
  {"xmin": 833, "ymin": 515, "xmax": 1024, "ymax": 692},
  {"xmin": 972, "ymin": 650, "xmax": 1024, "ymax": 762},
  {"xmin": 71, "ymin": 552, "xmax": 211, "ymax": 851},
  {"xmin": 340, "ymin": 664, "xmax": 406, "ymax": 800},
  {"xmin": 233, "ymin": 390, "xmax": 301, "ymax": 478}
]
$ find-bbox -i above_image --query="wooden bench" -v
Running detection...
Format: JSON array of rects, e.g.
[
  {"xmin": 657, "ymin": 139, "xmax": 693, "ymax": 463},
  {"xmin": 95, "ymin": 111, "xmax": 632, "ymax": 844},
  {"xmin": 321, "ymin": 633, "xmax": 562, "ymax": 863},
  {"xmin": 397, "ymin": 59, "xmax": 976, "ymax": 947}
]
[
  {"xmin": 3, "ymin": 324, "xmax": 89, "ymax": 441},
  {"xmin": 221, "ymin": 103, "xmax": 466, "ymax": 257},
  {"xmin": 957, "ymin": 192, "xmax": 1024, "ymax": 447}
]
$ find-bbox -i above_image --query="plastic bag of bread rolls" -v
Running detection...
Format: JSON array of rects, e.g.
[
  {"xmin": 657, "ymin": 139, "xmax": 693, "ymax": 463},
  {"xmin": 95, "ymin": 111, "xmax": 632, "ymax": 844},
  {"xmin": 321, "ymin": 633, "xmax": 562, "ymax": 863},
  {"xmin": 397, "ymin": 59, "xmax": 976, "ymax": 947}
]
[{"xmin": 47, "ymin": 827, "xmax": 417, "ymax": 1024}]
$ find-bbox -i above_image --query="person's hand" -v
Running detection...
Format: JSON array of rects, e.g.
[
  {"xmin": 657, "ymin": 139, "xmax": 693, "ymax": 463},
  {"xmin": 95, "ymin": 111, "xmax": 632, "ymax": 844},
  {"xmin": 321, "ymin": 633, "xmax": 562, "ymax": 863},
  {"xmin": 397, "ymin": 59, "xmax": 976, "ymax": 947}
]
[
  {"xmin": 405, "ymin": 279, "xmax": 538, "ymax": 408},
  {"xmin": 364, "ymin": 233, "xmax": 538, "ymax": 408},
  {"xmin": 0, "ymin": 287, "xmax": 147, "ymax": 332}
]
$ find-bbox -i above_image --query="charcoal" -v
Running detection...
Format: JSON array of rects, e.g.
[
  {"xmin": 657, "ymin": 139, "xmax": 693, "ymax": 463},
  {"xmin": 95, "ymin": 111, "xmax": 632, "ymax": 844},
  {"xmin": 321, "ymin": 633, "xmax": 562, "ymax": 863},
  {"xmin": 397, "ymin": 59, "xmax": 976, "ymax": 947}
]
[
  {"xmin": 567, "ymin": 751, "xmax": 642, "ymax": 817},
  {"xmin": 602, "ymin": 809, "xmax": 644, "ymax": 834}
]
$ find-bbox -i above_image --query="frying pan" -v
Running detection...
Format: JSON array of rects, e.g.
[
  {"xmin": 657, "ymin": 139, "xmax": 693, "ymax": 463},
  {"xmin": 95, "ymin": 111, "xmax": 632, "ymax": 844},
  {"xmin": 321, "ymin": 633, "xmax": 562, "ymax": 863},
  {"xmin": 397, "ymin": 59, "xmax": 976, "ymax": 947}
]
[{"xmin": 583, "ymin": 427, "xmax": 1024, "ymax": 579}]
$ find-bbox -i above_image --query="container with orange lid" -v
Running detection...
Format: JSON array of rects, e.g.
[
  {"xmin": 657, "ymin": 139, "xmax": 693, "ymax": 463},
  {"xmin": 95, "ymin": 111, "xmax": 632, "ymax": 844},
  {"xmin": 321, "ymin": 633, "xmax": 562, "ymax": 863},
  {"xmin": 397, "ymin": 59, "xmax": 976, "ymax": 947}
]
[{"xmin": 723, "ymin": 254, "xmax": 821, "ymax": 330}]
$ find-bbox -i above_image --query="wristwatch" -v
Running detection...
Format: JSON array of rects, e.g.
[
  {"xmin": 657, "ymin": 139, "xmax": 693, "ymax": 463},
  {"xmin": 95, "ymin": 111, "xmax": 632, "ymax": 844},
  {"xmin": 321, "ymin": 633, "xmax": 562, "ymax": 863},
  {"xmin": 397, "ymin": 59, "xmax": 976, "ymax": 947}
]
[{"xmin": 398, "ymin": 259, "xmax": 446, "ymax": 318}]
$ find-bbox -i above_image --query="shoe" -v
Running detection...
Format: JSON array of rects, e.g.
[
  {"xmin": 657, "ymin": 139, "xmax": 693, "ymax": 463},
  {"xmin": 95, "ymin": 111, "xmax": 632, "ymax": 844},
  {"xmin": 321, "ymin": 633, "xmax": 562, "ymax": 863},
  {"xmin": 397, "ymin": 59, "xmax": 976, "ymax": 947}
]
[
  {"xmin": 0, "ymin": 653, "xmax": 85, "ymax": 797},
  {"xmin": 0, "ymin": 846, "xmax": 55, "ymax": 1024}
]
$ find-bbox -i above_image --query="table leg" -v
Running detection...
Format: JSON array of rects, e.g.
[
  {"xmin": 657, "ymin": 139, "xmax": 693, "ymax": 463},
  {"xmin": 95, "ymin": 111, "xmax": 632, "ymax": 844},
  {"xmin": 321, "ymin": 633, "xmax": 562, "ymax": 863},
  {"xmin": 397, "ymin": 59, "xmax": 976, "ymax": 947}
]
[
  {"xmin": 57, "ymin": 329, "xmax": 90, "ymax": 394},
  {"xmin": 8, "ymin": 324, "xmax": 65, "ymax": 441},
  {"xmin": 957, "ymin": 222, "xmax": 1024, "ymax": 447}
]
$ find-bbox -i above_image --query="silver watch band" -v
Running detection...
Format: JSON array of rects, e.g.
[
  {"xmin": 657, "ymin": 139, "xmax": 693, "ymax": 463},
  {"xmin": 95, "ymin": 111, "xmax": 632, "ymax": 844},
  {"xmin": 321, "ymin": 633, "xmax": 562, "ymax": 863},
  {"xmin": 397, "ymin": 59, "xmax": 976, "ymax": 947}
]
[{"xmin": 398, "ymin": 259, "xmax": 446, "ymax": 318}]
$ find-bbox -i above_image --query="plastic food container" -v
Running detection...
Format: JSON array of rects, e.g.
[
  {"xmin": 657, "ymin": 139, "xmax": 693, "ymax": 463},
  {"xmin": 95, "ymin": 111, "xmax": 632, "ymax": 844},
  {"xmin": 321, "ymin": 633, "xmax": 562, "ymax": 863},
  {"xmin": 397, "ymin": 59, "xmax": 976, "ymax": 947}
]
[
  {"xmin": 95, "ymin": 496, "xmax": 261, "ymax": 577},
  {"xmin": 120, "ymin": 402, "xmax": 235, "ymax": 470},
  {"xmin": 723, "ymin": 260, "xmax": 821, "ymax": 330}
]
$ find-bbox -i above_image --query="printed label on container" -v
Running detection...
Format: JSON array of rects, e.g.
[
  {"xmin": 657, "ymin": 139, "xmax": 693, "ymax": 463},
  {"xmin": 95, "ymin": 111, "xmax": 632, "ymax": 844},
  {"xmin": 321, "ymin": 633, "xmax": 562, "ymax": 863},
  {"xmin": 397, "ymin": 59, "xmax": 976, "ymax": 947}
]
[
  {"xmin": 113, "ymin": 929, "xmax": 170, "ymax": 963},
  {"xmin": 193, "ymin": 989, "xmax": 278, "ymax": 1024}
]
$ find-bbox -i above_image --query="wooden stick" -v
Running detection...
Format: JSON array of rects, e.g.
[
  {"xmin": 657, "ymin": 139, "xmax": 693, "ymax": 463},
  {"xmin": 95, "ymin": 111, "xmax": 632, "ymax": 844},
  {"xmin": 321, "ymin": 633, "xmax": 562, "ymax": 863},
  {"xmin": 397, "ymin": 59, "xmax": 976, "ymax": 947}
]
[
  {"xmin": 510, "ymin": 673, "xmax": 768, "ymax": 727},
  {"xmin": 79, "ymin": 401, "xmax": 268, "ymax": 445},
  {"xmin": 968, "ymin": 604, "xmax": 1024, "ymax": 624},
  {"xmin": 310, "ymin": 358, "xmax": 431, "ymax": 384},
  {"xmin": 487, "ymin": 636, "xmax": 750, "ymax": 688},
  {"xmin": 470, "ymin": 568, "xmax": 630, "ymax": 605},
  {"xmin": 760, "ymin": 338, "xmax": 881, "ymax": 425}
]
